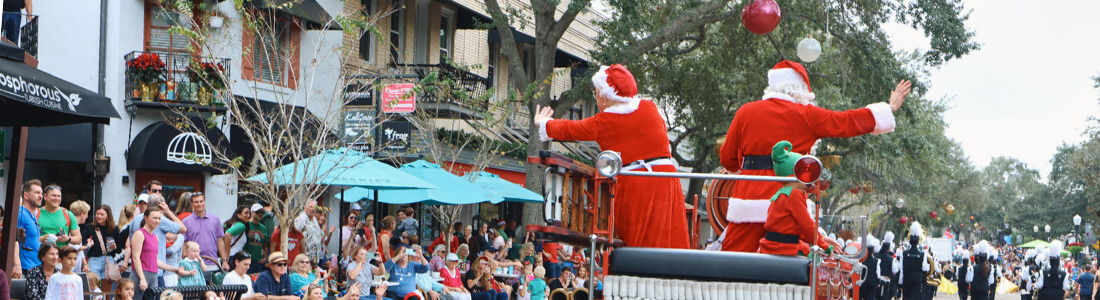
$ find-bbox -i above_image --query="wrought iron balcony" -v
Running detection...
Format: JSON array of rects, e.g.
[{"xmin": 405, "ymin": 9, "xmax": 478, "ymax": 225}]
[
  {"xmin": 403, "ymin": 63, "xmax": 492, "ymax": 119},
  {"xmin": 123, "ymin": 51, "xmax": 231, "ymax": 113}
]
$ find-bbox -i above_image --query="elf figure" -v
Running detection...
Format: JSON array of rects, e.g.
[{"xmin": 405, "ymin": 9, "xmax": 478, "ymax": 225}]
[
  {"xmin": 718, "ymin": 60, "xmax": 912, "ymax": 252},
  {"xmin": 756, "ymin": 141, "xmax": 839, "ymax": 256},
  {"xmin": 534, "ymin": 64, "xmax": 689, "ymax": 249}
]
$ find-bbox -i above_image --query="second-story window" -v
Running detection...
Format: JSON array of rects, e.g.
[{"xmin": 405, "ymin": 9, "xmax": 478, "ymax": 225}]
[
  {"xmin": 389, "ymin": 8, "xmax": 404, "ymax": 64},
  {"xmin": 358, "ymin": 0, "xmax": 376, "ymax": 63},
  {"xmin": 242, "ymin": 16, "xmax": 301, "ymax": 89},
  {"xmin": 145, "ymin": 5, "xmax": 195, "ymax": 81},
  {"xmin": 439, "ymin": 10, "xmax": 454, "ymax": 60},
  {"xmin": 253, "ymin": 22, "xmax": 288, "ymax": 84}
]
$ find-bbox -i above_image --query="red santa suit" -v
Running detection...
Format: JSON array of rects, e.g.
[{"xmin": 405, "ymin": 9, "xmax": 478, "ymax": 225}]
[
  {"xmin": 720, "ymin": 61, "xmax": 898, "ymax": 252},
  {"xmin": 758, "ymin": 187, "xmax": 832, "ymax": 256},
  {"xmin": 537, "ymin": 65, "xmax": 689, "ymax": 249}
]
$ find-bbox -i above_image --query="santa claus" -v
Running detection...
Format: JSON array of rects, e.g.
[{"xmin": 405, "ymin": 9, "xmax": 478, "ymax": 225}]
[
  {"xmin": 534, "ymin": 64, "xmax": 689, "ymax": 249},
  {"xmin": 719, "ymin": 60, "xmax": 911, "ymax": 252}
]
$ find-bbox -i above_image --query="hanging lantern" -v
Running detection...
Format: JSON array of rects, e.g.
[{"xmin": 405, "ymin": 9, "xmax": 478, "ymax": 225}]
[
  {"xmin": 741, "ymin": 0, "xmax": 781, "ymax": 35},
  {"xmin": 970, "ymin": 215, "xmax": 975, "ymax": 221},
  {"xmin": 900, "ymin": 216, "xmax": 909, "ymax": 224},
  {"xmin": 974, "ymin": 222, "xmax": 979, "ymax": 228},
  {"xmin": 820, "ymin": 190, "xmax": 829, "ymax": 198},
  {"xmin": 935, "ymin": 217, "xmax": 942, "ymax": 222},
  {"xmin": 929, "ymin": 211, "xmax": 938, "ymax": 219},
  {"xmin": 945, "ymin": 204, "xmax": 955, "ymax": 215},
  {"xmin": 849, "ymin": 187, "xmax": 861, "ymax": 194},
  {"xmin": 895, "ymin": 198, "xmax": 905, "ymax": 208},
  {"xmin": 797, "ymin": 37, "xmax": 822, "ymax": 62}
]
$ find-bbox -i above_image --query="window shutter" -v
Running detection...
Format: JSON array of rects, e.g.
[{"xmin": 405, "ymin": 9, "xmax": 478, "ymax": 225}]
[
  {"xmin": 241, "ymin": 27, "xmax": 256, "ymax": 80},
  {"xmin": 288, "ymin": 21, "xmax": 301, "ymax": 89}
]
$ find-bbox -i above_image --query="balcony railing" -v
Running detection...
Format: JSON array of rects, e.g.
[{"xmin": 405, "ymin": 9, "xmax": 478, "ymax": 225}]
[
  {"xmin": 2, "ymin": 14, "xmax": 38, "ymax": 56},
  {"xmin": 404, "ymin": 63, "xmax": 492, "ymax": 111},
  {"xmin": 124, "ymin": 51, "xmax": 231, "ymax": 107}
]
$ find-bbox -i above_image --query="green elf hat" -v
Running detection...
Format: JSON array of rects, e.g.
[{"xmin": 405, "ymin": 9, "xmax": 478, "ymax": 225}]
[{"xmin": 772, "ymin": 140, "xmax": 803, "ymax": 177}]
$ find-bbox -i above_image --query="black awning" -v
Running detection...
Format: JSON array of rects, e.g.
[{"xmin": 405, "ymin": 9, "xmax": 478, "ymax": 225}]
[
  {"xmin": 0, "ymin": 44, "xmax": 121, "ymax": 127},
  {"xmin": 487, "ymin": 28, "xmax": 536, "ymax": 44},
  {"xmin": 555, "ymin": 49, "xmax": 590, "ymax": 68},
  {"xmin": 127, "ymin": 120, "xmax": 232, "ymax": 173},
  {"xmin": 247, "ymin": 0, "xmax": 343, "ymax": 30},
  {"xmin": 440, "ymin": 0, "xmax": 491, "ymax": 29},
  {"xmin": 3, "ymin": 124, "xmax": 94, "ymax": 162}
]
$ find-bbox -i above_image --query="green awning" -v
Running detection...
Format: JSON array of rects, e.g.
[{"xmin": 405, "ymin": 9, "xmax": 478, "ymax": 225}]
[{"xmin": 1019, "ymin": 240, "xmax": 1050, "ymax": 248}]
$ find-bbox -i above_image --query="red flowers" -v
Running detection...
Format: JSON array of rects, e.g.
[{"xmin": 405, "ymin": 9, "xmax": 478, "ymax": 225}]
[{"xmin": 127, "ymin": 52, "xmax": 167, "ymax": 84}]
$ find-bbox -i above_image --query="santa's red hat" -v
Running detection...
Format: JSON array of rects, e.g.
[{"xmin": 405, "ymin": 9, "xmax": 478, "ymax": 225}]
[
  {"xmin": 767, "ymin": 60, "xmax": 812, "ymax": 92},
  {"xmin": 592, "ymin": 64, "xmax": 638, "ymax": 103}
]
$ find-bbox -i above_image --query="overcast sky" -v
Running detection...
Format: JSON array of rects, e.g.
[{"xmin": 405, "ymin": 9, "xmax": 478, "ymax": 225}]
[{"xmin": 883, "ymin": 0, "xmax": 1100, "ymax": 179}]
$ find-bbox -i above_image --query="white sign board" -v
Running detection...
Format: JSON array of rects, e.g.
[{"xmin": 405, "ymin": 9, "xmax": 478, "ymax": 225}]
[{"xmin": 929, "ymin": 238, "xmax": 955, "ymax": 262}]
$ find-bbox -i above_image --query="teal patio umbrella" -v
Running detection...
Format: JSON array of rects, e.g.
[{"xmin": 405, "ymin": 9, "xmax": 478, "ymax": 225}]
[
  {"xmin": 465, "ymin": 171, "xmax": 543, "ymax": 203},
  {"xmin": 336, "ymin": 160, "xmax": 503, "ymax": 205},
  {"xmin": 246, "ymin": 148, "xmax": 436, "ymax": 190}
]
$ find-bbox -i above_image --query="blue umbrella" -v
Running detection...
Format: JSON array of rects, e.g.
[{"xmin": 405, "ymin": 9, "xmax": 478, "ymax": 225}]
[
  {"xmin": 246, "ymin": 148, "xmax": 436, "ymax": 190},
  {"xmin": 335, "ymin": 160, "xmax": 503, "ymax": 205},
  {"xmin": 465, "ymin": 171, "xmax": 543, "ymax": 203}
]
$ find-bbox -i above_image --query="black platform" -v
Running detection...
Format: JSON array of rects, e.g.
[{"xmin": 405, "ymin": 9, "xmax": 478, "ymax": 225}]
[{"xmin": 608, "ymin": 247, "xmax": 811, "ymax": 285}]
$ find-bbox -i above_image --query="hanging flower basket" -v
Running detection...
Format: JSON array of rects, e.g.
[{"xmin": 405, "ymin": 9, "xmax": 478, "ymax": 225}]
[{"xmin": 1069, "ymin": 242, "xmax": 1085, "ymax": 255}]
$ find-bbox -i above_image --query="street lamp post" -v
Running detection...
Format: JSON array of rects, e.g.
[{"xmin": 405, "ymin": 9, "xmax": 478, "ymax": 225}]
[
  {"xmin": 1074, "ymin": 214, "xmax": 1082, "ymax": 241},
  {"xmin": 1045, "ymin": 224, "xmax": 1051, "ymax": 241},
  {"xmin": 1035, "ymin": 225, "xmax": 1039, "ymax": 240}
]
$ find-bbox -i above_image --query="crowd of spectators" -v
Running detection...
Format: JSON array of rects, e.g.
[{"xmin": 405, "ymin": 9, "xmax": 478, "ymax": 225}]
[{"xmin": 5, "ymin": 178, "xmax": 599, "ymax": 300}]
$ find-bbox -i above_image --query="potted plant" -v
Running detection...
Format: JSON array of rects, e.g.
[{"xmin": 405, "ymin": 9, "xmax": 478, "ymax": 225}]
[
  {"xmin": 1069, "ymin": 242, "xmax": 1085, "ymax": 255},
  {"xmin": 125, "ymin": 52, "xmax": 166, "ymax": 102},
  {"xmin": 208, "ymin": 8, "xmax": 225, "ymax": 29},
  {"xmin": 188, "ymin": 60, "xmax": 226, "ymax": 105}
]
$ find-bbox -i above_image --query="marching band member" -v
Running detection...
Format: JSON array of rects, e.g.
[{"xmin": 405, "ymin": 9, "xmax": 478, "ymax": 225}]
[
  {"xmin": 967, "ymin": 241, "xmax": 995, "ymax": 300},
  {"xmin": 861, "ymin": 234, "xmax": 882, "ymax": 300},
  {"xmin": 880, "ymin": 231, "xmax": 900, "ymax": 300},
  {"xmin": 1035, "ymin": 240, "xmax": 1069, "ymax": 300},
  {"xmin": 534, "ymin": 64, "xmax": 689, "ymax": 248},
  {"xmin": 898, "ymin": 222, "xmax": 929, "ymax": 300},
  {"xmin": 956, "ymin": 250, "xmax": 970, "ymax": 300},
  {"xmin": 717, "ymin": 60, "xmax": 911, "ymax": 252}
]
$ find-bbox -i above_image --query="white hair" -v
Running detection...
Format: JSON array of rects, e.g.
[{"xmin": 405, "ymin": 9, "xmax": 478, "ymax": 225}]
[{"xmin": 762, "ymin": 84, "xmax": 816, "ymax": 104}]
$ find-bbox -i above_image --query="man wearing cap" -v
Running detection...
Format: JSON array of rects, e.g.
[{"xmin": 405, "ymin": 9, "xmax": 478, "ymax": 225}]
[
  {"xmin": 534, "ymin": 64, "xmax": 689, "ymax": 249},
  {"xmin": 227, "ymin": 204, "xmax": 270, "ymax": 273},
  {"xmin": 719, "ymin": 60, "xmax": 912, "ymax": 252},
  {"xmin": 252, "ymin": 252, "xmax": 298, "ymax": 300},
  {"xmin": 182, "ymin": 192, "xmax": 227, "ymax": 270},
  {"xmin": 756, "ymin": 141, "xmax": 838, "ymax": 256}
]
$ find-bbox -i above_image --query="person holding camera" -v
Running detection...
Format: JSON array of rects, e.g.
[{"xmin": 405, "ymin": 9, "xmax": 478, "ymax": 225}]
[{"xmin": 384, "ymin": 246, "xmax": 430, "ymax": 300}]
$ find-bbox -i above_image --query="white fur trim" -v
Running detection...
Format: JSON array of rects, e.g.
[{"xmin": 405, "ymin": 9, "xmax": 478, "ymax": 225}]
[
  {"xmin": 592, "ymin": 65, "xmax": 636, "ymax": 103},
  {"xmin": 537, "ymin": 118, "xmax": 552, "ymax": 142},
  {"xmin": 866, "ymin": 102, "xmax": 896, "ymax": 134},
  {"xmin": 601, "ymin": 98, "xmax": 641, "ymax": 114},
  {"xmin": 762, "ymin": 91, "xmax": 796, "ymax": 102},
  {"xmin": 768, "ymin": 68, "xmax": 806, "ymax": 89},
  {"xmin": 724, "ymin": 198, "xmax": 772, "ymax": 223}
]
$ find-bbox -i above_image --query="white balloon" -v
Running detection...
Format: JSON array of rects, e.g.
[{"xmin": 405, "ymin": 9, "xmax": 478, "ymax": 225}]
[{"xmin": 797, "ymin": 37, "xmax": 822, "ymax": 62}]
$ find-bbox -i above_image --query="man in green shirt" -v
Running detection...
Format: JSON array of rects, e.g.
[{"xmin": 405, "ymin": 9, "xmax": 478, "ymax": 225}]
[
  {"xmin": 38, "ymin": 184, "xmax": 81, "ymax": 247},
  {"xmin": 226, "ymin": 204, "xmax": 270, "ymax": 273}
]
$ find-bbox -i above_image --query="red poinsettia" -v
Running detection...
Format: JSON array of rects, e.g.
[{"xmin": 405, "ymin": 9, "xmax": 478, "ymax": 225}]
[
  {"xmin": 126, "ymin": 52, "xmax": 167, "ymax": 84},
  {"xmin": 189, "ymin": 60, "xmax": 227, "ymax": 89}
]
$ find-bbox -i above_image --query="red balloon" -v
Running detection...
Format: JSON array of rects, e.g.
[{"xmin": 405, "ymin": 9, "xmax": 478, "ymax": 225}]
[
  {"xmin": 900, "ymin": 216, "xmax": 909, "ymax": 224},
  {"xmin": 929, "ymin": 211, "xmax": 938, "ymax": 219},
  {"xmin": 741, "ymin": 0, "xmax": 782, "ymax": 35}
]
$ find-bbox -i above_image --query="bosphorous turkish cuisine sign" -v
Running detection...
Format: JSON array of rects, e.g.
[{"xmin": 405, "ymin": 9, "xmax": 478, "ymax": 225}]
[{"xmin": 0, "ymin": 55, "xmax": 119, "ymax": 126}]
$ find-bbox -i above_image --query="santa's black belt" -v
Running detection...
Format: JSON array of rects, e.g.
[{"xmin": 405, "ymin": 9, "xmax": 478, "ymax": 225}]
[
  {"xmin": 765, "ymin": 231, "xmax": 799, "ymax": 244},
  {"xmin": 742, "ymin": 155, "xmax": 773, "ymax": 170}
]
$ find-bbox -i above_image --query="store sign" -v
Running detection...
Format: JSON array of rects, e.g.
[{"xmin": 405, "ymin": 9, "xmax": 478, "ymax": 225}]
[
  {"xmin": 0, "ymin": 69, "xmax": 85, "ymax": 112},
  {"xmin": 379, "ymin": 121, "xmax": 411, "ymax": 151},
  {"xmin": 343, "ymin": 107, "xmax": 375, "ymax": 150},
  {"xmin": 381, "ymin": 83, "xmax": 416, "ymax": 113}
]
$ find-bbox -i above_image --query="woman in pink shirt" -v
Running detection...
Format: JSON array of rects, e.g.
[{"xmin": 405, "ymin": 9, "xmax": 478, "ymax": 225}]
[
  {"xmin": 129, "ymin": 208, "xmax": 163, "ymax": 300},
  {"xmin": 440, "ymin": 253, "xmax": 472, "ymax": 300}
]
